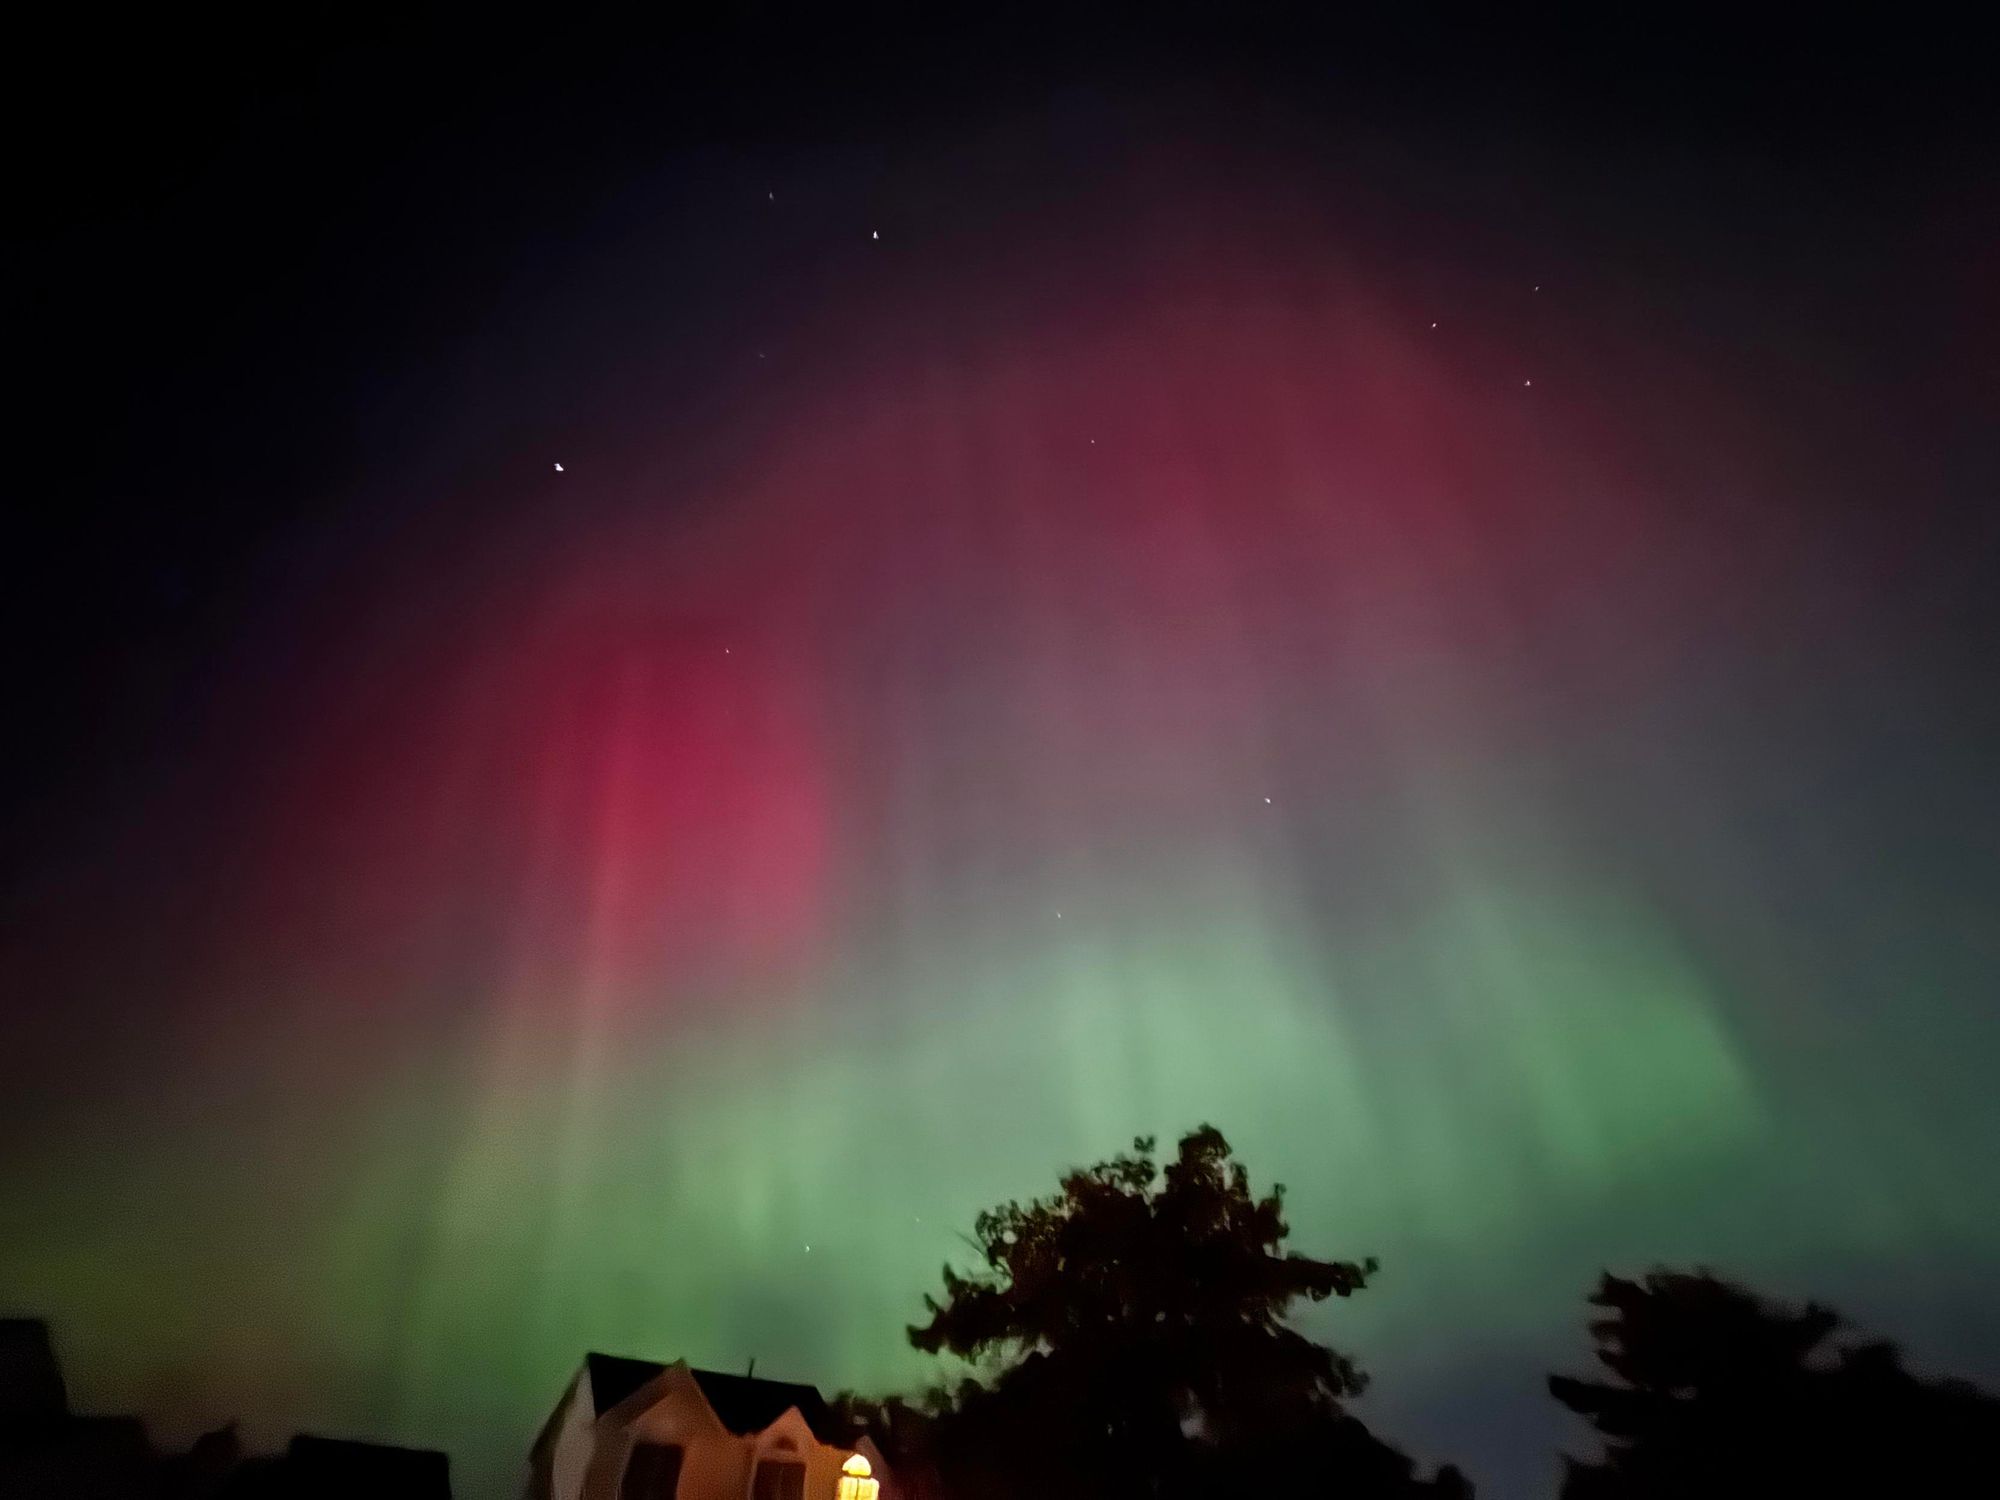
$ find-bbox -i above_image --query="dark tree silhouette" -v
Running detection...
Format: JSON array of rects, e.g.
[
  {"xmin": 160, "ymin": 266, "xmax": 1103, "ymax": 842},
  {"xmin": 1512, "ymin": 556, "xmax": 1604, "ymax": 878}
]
[
  {"xmin": 1550, "ymin": 1268, "xmax": 2000, "ymax": 1500},
  {"xmin": 826, "ymin": 1393, "xmax": 952, "ymax": 1500},
  {"xmin": 875, "ymin": 1125, "xmax": 1467, "ymax": 1499}
]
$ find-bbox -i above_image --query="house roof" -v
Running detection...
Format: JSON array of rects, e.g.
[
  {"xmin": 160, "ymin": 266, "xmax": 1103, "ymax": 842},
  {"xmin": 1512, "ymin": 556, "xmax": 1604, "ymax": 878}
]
[
  {"xmin": 284, "ymin": 1434, "xmax": 451, "ymax": 1497},
  {"xmin": 581, "ymin": 1353, "xmax": 839, "ymax": 1443},
  {"xmin": 687, "ymin": 1368, "xmax": 838, "ymax": 1444},
  {"xmin": 585, "ymin": 1353, "xmax": 672, "ymax": 1417}
]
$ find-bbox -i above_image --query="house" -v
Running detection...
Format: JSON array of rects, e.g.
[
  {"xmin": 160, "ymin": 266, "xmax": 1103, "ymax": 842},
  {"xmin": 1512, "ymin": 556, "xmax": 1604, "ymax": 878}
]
[
  {"xmin": 1, "ymin": 1318, "xmax": 453, "ymax": 1500},
  {"xmin": 529, "ymin": 1353, "xmax": 889, "ymax": 1500},
  {"xmin": 235, "ymin": 1433, "xmax": 453, "ymax": 1498},
  {"xmin": 0, "ymin": 1317, "xmax": 156, "ymax": 1499}
]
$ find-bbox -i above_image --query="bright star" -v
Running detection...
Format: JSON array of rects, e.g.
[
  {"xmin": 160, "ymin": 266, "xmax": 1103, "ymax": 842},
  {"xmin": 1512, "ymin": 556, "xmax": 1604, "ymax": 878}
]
[
  {"xmin": 871, "ymin": 230, "xmax": 880, "ymax": 240},
  {"xmin": 553, "ymin": 462, "xmax": 564, "ymax": 472}
]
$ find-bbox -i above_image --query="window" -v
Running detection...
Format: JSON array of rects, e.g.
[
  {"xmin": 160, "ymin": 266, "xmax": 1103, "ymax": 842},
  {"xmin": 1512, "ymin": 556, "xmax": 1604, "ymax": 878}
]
[
  {"xmin": 751, "ymin": 1458, "xmax": 805, "ymax": 1500},
  {"xmin": 619, "ymin": 1441, "xmax": 684, "ymax": 1499},
  {"xmin": 837, "ymin": 1453, "xmax": 881, "ymax": 1500}
]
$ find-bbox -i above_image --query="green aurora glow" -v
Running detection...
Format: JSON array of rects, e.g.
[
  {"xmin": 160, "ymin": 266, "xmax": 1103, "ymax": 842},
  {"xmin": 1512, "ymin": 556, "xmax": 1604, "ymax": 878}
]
[{"xmin": 4, "ymin": 151, "xmax": 1996, "ymax": 1500}]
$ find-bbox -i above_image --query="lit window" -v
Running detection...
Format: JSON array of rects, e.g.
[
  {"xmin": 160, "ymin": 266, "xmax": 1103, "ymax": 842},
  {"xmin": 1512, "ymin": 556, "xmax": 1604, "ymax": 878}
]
[{"xmin": 837, "ymin": 1453, "xmax": 880, "ymax": 1500}]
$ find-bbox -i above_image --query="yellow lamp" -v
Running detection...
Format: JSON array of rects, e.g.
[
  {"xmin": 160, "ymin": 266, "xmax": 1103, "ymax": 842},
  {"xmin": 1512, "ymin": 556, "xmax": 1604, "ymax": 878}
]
[{"xmin": 836, "ymin": 1453, "xmax": 880, "ymax": 1500}]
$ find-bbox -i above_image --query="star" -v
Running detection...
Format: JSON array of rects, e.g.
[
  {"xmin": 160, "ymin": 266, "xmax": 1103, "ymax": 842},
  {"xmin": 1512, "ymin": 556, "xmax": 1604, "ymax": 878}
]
[
  {"xmin": 1263, "ymin": 797, "xmax": 1272, "ymax": 804},
  {"xmin": 767, "ymin": 190, "xmax": 775, "ymax": 202},
  {"xmin": 1430, "ymin": 321, "xmax": 1438, "ymax": 328},
  {"xmin": 871, "ymin": 230, "xmax": 880, "ymax": 241},
  {"xmin": 553, "ymin": 462, "xmax": 564, "ymax": 472},
  {"xmin": 1524, "ymin": 379, "xmax": 1533, "ymax": 387}
]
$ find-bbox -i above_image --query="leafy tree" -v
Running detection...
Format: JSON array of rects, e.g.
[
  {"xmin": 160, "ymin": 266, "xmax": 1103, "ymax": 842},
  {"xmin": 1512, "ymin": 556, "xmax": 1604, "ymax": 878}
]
[
  {"xmin": 1550, "ymin": 1268, "xmax": 2000, "ymax": 1500},
  {"xmin": 876, "ymin": 1125, "xmax": 1466, "ymax": 1499}
]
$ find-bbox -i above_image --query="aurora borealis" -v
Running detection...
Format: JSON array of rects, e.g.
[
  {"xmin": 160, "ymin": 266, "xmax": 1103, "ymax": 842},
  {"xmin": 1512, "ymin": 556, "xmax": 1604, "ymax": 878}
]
[{"xmin": 5, "ymin": 17, "xmax": 1998, "ymax": 1500}]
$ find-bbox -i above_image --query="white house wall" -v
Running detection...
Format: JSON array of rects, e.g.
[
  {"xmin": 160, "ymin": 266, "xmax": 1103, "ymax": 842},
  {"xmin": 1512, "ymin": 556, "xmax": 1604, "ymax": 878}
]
[
  {"xmin": 746, "ymin": 1407, "xmax": 848, "ymax": 1500},
  {"xmin": 608, "ymin": 1388, "xmax": 746, "ymax": 1500},
  {"xmin": 544, "ymin": 1374, "xmax": 596, "ymax": 1500}
]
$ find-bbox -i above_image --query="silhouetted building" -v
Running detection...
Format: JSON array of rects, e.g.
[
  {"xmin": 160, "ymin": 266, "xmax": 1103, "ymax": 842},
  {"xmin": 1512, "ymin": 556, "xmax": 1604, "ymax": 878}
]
[
  {"xmin": 0, "ymin": 1319, "xmax": 69, "ymax": 1425},
  {"xmin": 212, "ymin": 1433, "xmax": 451, "ymax": 1500},
  {"xmin": 0, "ymin": 1318, "xmax": 158, "ymax": 1499},
  {"xmin": 283, "ymin": 1435, "xmax": 450, "ymax": 1499}
]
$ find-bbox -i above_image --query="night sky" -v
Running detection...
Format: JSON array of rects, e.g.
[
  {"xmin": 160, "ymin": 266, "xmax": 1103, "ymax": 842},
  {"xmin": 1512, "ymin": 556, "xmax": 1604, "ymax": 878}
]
[{"xmin": 5, "ymin": 12, "xmax": 1997, "ymax": 1500}]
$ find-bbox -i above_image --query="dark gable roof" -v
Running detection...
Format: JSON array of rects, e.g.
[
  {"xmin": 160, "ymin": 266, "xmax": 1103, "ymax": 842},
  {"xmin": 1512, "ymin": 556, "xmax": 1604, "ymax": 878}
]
[
  {"xmin": 581, "ymin": 1352, "xmax": 837, "ymax": 1443},
  {"xmin": 285, "ymin": 1434, "xmax": 451, "ymax": 1497},
  {"xmin": 586, "ymin": 1353, "xmax": 669, "ymax": 1417},
  {"xmin": 688, "ymin": 1368, "xmax": 837, "ymax": 1444}
]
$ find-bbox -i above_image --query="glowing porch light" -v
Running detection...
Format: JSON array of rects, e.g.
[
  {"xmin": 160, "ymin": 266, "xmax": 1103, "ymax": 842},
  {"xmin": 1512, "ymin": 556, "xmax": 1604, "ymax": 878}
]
[{"xmin": 836, "ymin": 1453, "xmax": 880, "ymax": 1500}]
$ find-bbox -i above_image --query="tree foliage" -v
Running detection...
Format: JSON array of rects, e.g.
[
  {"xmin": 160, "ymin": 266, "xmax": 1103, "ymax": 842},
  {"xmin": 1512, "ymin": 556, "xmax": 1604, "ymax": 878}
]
[
  {"xmin": 1550, "ymin": 1268, "xmax": 2000, "ymax": 1500},
  {"xmin": 884, "ymin": 1125, "xmax": 1466, "ymax": 1499}
]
